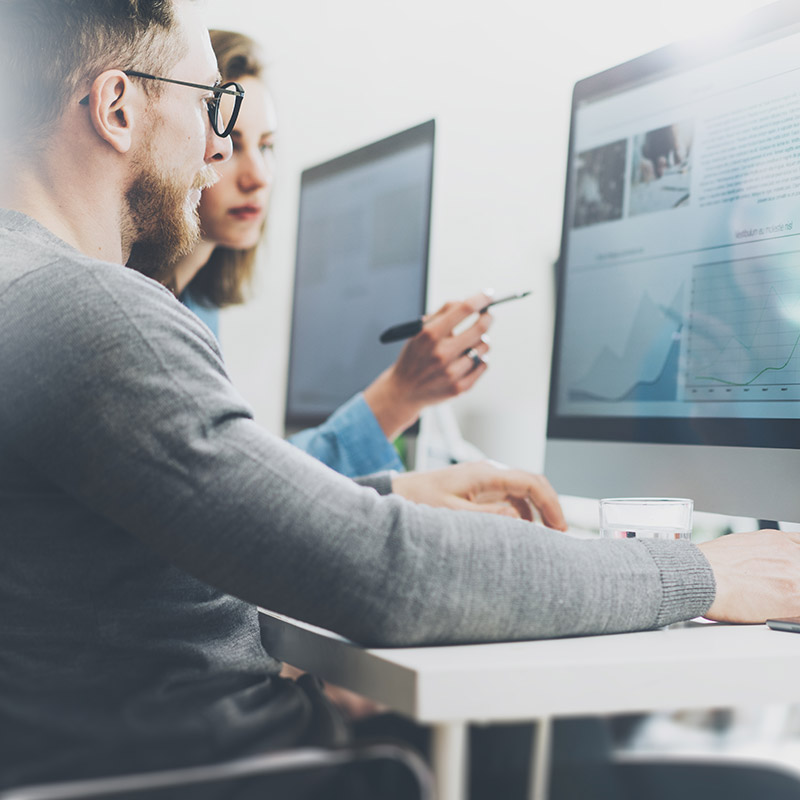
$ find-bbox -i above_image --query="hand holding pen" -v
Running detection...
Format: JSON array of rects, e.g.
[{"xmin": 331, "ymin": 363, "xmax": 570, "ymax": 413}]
[
  {"xmin": 362, "ymin": 291, "xmax": 533, "ymax": 439},
  {"xmin": 362, "ymin": 293, "xmax": 499, "ymax": 438},
  {"xmin": 379, "ymin": 290, "xmax": 532, "ymax": 343}
]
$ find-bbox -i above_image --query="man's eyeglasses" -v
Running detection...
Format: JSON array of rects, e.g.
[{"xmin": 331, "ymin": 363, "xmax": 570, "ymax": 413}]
[{"xmin": 79, "ymin": 70, "xmax": 245, "ymax": 138}]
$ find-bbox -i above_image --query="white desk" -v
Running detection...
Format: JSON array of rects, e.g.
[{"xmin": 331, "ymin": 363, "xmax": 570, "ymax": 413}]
[{"xmin": 258, "ymin": 611, "xmax": 800, "ymax": 800}]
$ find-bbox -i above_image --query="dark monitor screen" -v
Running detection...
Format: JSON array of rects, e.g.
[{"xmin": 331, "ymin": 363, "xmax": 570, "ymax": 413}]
[
  {"xmin": 546, "ymin": 1, "xmax": 800, "ymax": 520},
  {"xmin": 285, "ymin": 120, "xmax": 434, "ymax": 429}
]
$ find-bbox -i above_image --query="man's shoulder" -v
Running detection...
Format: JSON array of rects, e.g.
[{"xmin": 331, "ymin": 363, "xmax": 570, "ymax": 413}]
[
  {"xmin": 0, "ymin": 210, "xmax": 159, "ymax": 296},
  {"xmin": 0, "ymin": 210, "xmax": 221, "ymax": 375},
  {"xmin": 0, "ymin": 209, "xmax": 81, "ymax": 284},
  {"xmin": 0, "ymin": 210, "xmax": 194, "ymax": 335}
]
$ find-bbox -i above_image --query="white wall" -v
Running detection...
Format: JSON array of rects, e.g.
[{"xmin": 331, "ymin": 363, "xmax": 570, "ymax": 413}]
[{"xmin": 205, "ymin": 0, "xmax": 773, "ymax": 472}]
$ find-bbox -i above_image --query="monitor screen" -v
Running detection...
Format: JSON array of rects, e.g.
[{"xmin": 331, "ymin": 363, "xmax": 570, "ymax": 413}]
[
  {"xmin": 285, "ymin": 120, "xmax": 434, "ymax": 429},
  {"xmin": 546, "ymin": 2, "xmax": 800, "ymax": 521}
]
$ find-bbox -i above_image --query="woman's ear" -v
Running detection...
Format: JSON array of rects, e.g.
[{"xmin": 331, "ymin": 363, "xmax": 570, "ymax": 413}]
[{"xmin": 84, "ymin": 71, "xmax": 136, "ymax": 154}]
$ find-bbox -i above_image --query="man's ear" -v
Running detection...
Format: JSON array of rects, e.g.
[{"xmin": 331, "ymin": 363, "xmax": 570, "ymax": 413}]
[{"xmin": 85, "ymin": 71, "xmax": 137, "ymax": 154}]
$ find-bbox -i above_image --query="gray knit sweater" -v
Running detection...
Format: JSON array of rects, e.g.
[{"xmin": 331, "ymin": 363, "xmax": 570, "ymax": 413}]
[{"xmin": 0, "ymin": 209, "xmax": 715, "ymax": 787}]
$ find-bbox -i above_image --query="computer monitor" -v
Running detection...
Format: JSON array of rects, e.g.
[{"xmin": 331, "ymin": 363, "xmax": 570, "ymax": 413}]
[
  {"xmin": 285, "ymin": 120, "xmax": 434, "ymax": 430},
  {"xmin": 545, "ymin": 1, "xmax": 800, "ymax": 522}
]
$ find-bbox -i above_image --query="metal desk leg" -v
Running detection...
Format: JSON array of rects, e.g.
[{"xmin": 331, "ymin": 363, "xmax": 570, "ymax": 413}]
[
  {"xmin": 528, "ymin": 716, "xmax": 552, "ymax": 800},
  {"xmin": 431, "ymin": 722, "xmax": 468, "ymax": 800}
]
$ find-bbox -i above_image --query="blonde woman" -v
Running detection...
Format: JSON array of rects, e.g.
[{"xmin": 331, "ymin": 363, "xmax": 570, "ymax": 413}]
[{"xmin": 171, "ymin": 30, "xmax": 493, "ymax": 477}]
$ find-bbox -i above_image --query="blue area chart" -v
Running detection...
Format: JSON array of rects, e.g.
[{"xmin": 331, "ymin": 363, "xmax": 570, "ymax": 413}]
[{"xmin": 568, "ymin": 287, "xmax": 683, "ymax": 403}]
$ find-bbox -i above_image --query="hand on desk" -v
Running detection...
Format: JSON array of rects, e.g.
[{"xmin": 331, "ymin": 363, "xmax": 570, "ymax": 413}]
[
  {"xmin": 700, "ymin": 529, "xmax": 800, "ymax": 622},
  {"xmin": 363, "ymin": 293, "xmax": 493, "ymax": 440},
  {"xmin": 391, "ymin": 460, "xmax": 568, "ymax": 530}
]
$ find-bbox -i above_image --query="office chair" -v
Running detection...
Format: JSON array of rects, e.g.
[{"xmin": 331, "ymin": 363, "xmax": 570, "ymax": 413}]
[
  {"xmin": 0, "ymin": 743, "xmax": 433, "ymax": 800},
  {"xmin": 549, "ymin": 717, "xmax": 800, "ymax": 800},
  {"xmin": 551, "ymin": 755, "xmax": 800, "ymax": 800},
  {"xmin": 612, "ymin": 752, "xmax": 800, "ymax": 800}
]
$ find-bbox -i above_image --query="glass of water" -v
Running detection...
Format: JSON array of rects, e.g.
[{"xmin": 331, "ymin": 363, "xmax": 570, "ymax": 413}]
[{"xmin": 599, "ymin": 497, "xmax": 693, "ymax": 540}]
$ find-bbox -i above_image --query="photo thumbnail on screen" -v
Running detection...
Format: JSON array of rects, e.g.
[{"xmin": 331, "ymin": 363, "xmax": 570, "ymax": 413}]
[
  {"xmin": 630, "ymin": 122, "xmax": 693, "ymax": 217},
  {"xmin": 573, "ymin": 138, "xmax": 627, "ymax": 229}
]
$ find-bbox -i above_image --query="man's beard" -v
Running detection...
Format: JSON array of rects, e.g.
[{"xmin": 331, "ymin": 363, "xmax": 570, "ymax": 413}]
[{"xmin": 124, "ymin": 159, "xmax": 217, "ymax": 285}]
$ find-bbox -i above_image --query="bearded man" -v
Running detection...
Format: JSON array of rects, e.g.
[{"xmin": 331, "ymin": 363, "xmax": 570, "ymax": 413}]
[{"xmin": 2, "ymin": 1, "xmax": 800, "ymax": 796}]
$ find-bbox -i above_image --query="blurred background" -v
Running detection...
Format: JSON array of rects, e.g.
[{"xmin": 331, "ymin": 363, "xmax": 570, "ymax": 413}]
[{"xmin": 206, "ymin": 0, "xmax": 774, "ymax": 474}]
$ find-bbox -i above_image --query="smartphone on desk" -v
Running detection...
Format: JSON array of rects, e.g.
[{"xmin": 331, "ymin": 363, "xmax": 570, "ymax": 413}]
[{"xmin": 766, "ymin": 616, "xmax": 800, "ymax": 633}]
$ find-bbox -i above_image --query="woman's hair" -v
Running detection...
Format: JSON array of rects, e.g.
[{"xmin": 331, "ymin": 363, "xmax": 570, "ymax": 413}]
[{"xmin": 185, "ymin": 29, "xmax": 268, "ymax": 308}]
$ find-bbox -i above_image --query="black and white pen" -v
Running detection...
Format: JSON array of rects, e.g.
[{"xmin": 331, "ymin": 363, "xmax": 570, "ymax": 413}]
[{"xmin": 378, "ymin": 290, "xmax": 532, "ymax": 344}]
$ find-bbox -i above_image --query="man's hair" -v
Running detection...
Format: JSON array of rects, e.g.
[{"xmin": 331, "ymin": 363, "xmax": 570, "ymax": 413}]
[
  {"xmin": 181, "ymin": 29, "xmax": 268, "ymax": 309},
  {"xmin": 1, "ymin": 0, "xmax": 185, "ymax": 156}
]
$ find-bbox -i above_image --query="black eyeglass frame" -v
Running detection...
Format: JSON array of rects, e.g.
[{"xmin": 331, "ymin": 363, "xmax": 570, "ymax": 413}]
[{"xmin": 78, "ymin": 70, "xmax": 245, "ymax": 138}]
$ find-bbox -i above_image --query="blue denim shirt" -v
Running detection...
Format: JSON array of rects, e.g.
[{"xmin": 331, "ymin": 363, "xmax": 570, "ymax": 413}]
[
  {"xmin": 180, "ymin": 290, "xmax": 220, "ymax": 339},
  {"xmin": 179, "ymin": 295, "xmax": 403, "ymax": 477},
  {"xmin": 288, "ymin": 393, "xmax": 403, "ymax": 477}
]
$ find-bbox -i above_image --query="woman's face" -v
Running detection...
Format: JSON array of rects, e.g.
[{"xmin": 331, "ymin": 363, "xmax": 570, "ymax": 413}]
[{"xmin": 198, "ymin": 75, "xmax": 277, "ymax": 250}]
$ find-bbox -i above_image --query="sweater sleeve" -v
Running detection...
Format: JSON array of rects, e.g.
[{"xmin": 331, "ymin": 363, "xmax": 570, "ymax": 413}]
[
  {"xmin": 0, "ymin": 257, "xmax": 715, "ymax": 646},
  {"xmin": 352, "ymin": 472, "xmax": 395, "ymax": 495},
  {"xmin": 287, "ymin": 393, "xmax": 405, "ymax": 477}
]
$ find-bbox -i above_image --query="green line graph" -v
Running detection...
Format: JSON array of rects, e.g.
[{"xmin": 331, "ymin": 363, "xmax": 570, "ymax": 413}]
[
  {"xmin": 694, "ymin": 330, "xmax": 800, "ymax": 386},
  {"xmin": 686, "ymin": 254, "xmax": 800, "ymax": 391}
]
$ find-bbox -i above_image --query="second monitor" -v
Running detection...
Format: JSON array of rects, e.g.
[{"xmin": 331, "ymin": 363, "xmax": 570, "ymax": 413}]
[{"xmin": 285, "ymin": 120, "xmax": 435, "ymax": 431}]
